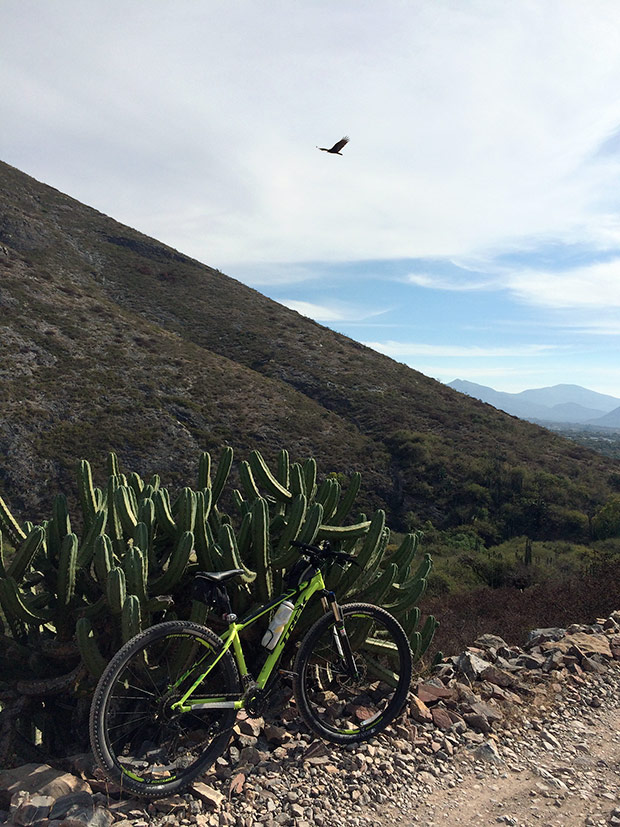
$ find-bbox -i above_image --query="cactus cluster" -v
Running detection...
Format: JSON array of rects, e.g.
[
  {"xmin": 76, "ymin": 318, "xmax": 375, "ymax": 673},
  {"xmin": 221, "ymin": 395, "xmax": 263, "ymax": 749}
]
[{"xmin": 0, "ymin": 447, "xmax": 437, "ymax": 764}]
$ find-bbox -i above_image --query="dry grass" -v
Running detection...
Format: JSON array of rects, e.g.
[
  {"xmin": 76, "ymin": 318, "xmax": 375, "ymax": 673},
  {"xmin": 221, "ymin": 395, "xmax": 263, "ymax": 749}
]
[{"xmin": 424, "ymin": 570, "xmax": 620, "ymax": 656}]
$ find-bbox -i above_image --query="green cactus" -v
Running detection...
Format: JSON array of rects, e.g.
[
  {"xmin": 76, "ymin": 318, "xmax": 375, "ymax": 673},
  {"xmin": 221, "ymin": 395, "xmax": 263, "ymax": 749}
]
[
  {"xmin": 0, "ymin": 447, "xmax": 436, "ymax": 768},
  {"xmin": 271, "ymin": 494, "xmax": 307, "ymax": 567},
  {"xmin": 0, "ymin": 492, "xmax": 27, "ymax": 546},
  {"xmin": 175, "ymin": 487, "xmax": 197, "ymax": 534},
  {"xmin": 249, "ymin": 450, "xmax": 293, "ymax": 502},
  {"xmin": 153, "ymin": 487, "xmax": 176, "ymax": 537},
  {"xmin": 123, "ymin": 546, "xmax": 147, "ymax": 605},
  {"xmin": 198, "ymin": 451, "xmax": 211, "ymax": 490},
  {"xmin": 239, "ymin": 461, "xmax": 261, "ymax": 501},
  {"xmin": 106, "ymin": 566, "xmax": 127, "ymax": 614},
  {"xmin": 276, "ymin": 449, "xmax": 290, "ymax": 489},
  {"xmin": 211, "ymin": 446, "xmax": 234, "ymax": 506},
  {"xmin": 93, "ymin": 534, "xmax": 114, "ymax": 586},
  {"xmin": 76, "ymin": 617, "xmax": 107, "ymax": 679},
  {"xmin": 331, "ymin": 472, "xmax": 362, "ymax": 524},
  {"xmin": 6, "ymin": 526, "xmax": 45, "ymax": 583},
  {"xmin": 76, "ymin": 509, "xmax": 107, "ymax": 568},
  {"xmin": 0, "ymin": 576, "xmax": 53, "ymax": 625},
  {"xmin": 77, "ymin": 460, "xmax": 98, "ymax": 531},
  {"xmin": 57, "ymin": 533, "xmax": 78, "ymax": 606},
  {"xmin": 251, "ymin": 498, "xmax": 272, "ymax": 602},
  {"xmin": 150, "ymin": 531, "xmax": 194, "ymax": 595},
  {"xmin": 121, "ymin": 594, "xmax": 142, "ymax": 643},
  {"xmin": 114, "ymin": 486, "xmax": 138, "ymax": 536}
]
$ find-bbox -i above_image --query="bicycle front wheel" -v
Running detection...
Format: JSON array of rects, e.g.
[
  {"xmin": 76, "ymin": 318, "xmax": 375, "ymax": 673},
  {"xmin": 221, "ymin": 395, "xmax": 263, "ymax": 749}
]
[
  {"xmin": 89, "ymin": 620, "xmax": 240, "ymax": 798},
  {"xmin": 293, "ymin": 603, "xmax": 412, "ymax": 744}
]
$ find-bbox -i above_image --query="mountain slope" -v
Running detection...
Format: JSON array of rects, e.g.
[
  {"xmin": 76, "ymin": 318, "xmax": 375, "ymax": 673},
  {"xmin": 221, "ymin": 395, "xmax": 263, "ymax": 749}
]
[
  {"xmin": 590, "ymin": 406, "xmax": 620, "ymax": 428},
  {"xmin": 517, "ymin": 384, "xmax": 619, "ymax": 413},
  {"xmin": 449, "ymin": 379, "xmax": 620, "ymax": 425},
  {"xmin": 0, "ymin": 160, "xmax": 617, "ymax": 539}
]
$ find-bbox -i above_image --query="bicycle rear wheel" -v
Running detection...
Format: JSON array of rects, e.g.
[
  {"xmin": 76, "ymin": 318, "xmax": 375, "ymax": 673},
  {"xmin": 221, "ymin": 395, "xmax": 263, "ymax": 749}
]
[
  {"xmin": 89, "ymin": 620, "xmax": 240, "ymax": 798},
  {"xmin": 293, "ymin": 602, "xmax": 412, "ymax": 743}
]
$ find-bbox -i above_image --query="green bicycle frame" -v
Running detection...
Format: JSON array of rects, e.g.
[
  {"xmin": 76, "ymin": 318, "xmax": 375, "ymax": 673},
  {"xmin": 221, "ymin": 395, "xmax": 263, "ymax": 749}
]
[{"xmin": 171, "ymin": 568, "xmax": 328, "ymax": 713}]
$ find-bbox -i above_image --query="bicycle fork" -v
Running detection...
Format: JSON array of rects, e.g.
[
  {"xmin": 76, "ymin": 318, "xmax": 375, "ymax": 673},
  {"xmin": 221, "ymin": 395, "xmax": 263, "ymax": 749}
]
[{"xmin": 321, "ymin": 591, "xmax": 359, "ymax": 679}]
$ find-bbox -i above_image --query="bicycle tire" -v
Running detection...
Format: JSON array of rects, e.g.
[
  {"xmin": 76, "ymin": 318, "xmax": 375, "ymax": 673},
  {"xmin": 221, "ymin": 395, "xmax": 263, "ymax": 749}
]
[
  {"xmin": 293, "ymin": 602, "xmax": 412, "ymax": 743},
  {"xmin": 89, "ymin": 620, "xmax": 240, "ymax": 798}
]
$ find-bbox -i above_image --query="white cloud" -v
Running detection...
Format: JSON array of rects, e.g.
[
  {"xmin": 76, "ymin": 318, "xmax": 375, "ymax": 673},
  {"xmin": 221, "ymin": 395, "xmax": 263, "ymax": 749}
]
[
  {"xmin": 406, "ymin": 273, "xmax": 498, "ymax": 291},
  {"xmin": 363, "ymin": 342, "xmax": 558, "ymax": 358},
  {"xmin": 281, "ymin": 300, "xmax": 388, "ymax": 323},
  {"xmin": 404, "ymin": 257, "xmax": 620, "ymax": 314},
  {"xmin": 507, "ymin": 259, "xmax": 620, "ymax": 308},
  {"xmin": 3, "ymin": 1, "xmax": 620, "ymax": 268}
]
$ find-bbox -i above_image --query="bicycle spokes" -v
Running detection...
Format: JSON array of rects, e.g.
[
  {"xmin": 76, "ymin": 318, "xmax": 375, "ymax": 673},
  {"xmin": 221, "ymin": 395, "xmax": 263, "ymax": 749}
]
[
  {"xmin": 295, "ymin": 605, "xmax": 412, "ymax": 740},
  {"xmin": 103, "ymin": 630, "xmax": 236, "ymax": 785}
]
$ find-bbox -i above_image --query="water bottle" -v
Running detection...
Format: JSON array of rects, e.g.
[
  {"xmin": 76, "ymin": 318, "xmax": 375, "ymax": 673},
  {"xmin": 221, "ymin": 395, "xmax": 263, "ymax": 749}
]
[{"xmin": 261, "ymin": 600, "xmax": 295, "ymax": 650}]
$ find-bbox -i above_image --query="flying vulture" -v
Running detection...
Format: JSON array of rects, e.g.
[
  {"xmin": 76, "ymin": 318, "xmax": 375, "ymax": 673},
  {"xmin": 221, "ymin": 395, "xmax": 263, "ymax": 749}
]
[{"xmin": 317, "ymin": 136, "xmax": 350, "ymax": 155}]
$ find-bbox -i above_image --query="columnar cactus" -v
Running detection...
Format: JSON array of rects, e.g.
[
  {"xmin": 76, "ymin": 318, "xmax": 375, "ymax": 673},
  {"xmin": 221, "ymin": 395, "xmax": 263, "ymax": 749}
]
[{"xmin": 0, "ymin": 446, "xmax": 436, "ymax": 765}]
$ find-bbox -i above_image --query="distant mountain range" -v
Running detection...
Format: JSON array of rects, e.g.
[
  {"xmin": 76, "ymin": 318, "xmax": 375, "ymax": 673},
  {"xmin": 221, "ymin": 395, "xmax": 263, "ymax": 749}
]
[{"xmin": 448, "ymin": 380, "xmax": 620, "ymax": 428}]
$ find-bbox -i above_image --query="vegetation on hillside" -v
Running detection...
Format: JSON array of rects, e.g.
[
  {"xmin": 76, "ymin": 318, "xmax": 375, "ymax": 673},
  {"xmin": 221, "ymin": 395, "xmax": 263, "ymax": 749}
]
[
  {"xmin": 1, "ymin": 159, "xmax": 618, "ymax": 553},
  {"xmin": 546, "ymin": 424, "xmax": 620, "ymax": 460}
]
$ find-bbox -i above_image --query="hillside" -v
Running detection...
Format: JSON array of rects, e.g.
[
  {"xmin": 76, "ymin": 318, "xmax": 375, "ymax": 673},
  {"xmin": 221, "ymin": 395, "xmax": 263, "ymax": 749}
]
[{"xmin": 0, "ymin": 160, "xmax": 618, "ymax": 539}]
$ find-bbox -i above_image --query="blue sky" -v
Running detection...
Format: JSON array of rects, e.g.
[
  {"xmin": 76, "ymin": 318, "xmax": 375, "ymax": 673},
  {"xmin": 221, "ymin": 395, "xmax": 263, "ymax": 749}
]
[{"xmin": 2, "ymin": 1, "xmax": 620, "ymax": 395}]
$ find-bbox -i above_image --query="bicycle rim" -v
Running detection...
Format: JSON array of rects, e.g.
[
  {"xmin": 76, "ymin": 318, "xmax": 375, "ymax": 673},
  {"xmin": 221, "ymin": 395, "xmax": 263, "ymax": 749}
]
[
  {"xmin": 90, "ymin": 621, "xmax": 240, "ymax": 797},
  {"xmin": 294, "ymin": 603, "xmax": 412, "ymax": 743}
]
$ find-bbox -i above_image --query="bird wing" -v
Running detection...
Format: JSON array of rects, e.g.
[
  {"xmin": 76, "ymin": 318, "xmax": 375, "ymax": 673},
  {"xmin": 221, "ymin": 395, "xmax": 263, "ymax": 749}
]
[{"xmin": 329, "ymin": 136, "xmax": 350, "ymax": 153}]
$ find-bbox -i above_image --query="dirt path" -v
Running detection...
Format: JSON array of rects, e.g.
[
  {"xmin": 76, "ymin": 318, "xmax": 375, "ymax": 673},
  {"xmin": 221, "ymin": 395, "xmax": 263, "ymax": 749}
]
[{"xmin": 376, "ymin": 682, "xmax": 620, "ymax": 827}]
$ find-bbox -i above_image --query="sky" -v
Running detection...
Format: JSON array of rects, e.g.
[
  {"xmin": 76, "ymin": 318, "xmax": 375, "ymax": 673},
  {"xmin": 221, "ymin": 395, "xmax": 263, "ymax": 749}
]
[{"xmin": 2, "ymin": 1, "xmax": 620, "ymax": 396}]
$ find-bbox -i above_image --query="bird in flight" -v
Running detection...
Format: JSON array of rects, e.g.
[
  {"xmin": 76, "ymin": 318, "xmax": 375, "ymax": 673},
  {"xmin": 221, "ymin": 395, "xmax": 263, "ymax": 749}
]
[{"xmin": 317, "ymin": 136, "xmax": 350, "ymax": 155}]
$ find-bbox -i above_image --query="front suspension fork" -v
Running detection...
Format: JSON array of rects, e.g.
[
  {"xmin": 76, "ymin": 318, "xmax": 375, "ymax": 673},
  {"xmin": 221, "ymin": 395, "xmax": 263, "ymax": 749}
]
[{"xmin": 321, "ymin": 591, "xmax": 358, "ymax": 678}]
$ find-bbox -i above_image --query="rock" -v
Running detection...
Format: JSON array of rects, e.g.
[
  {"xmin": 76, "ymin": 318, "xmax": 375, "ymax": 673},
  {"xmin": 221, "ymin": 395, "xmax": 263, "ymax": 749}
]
[
  {"xmin": 525, "ymin": 627, "xmax": 566, "ymax": 647},
  {"xmin": 473, "ymin": 740, "xmax": 502, "ymax": 764},
  {"xmin": 581, "ymin": 655, "xmax": 608, "ymax": 673},
  {"xmin": 152, "ymin": 796, "xmax": 187, "ymax": 814},
  {"xmin": 515, "ymin": 652, "xmax": 546, "ymax": 669},
  {"xmin": 541, "ymin": 631, "xmax": 612, "ymax": 659},
  {"xmin": 474, "ymin": 633, "xmax": 510, "ymax": 652},
  {"xmin": 454, "ymin": 682, "xmax": 482, "ymax": 706},
  {"xmin": 430, "ymin": 707, "xmax": 453, "ymax": 731},
  {"xmin": 236, "ymin": 715, "xmax": 264, "ymax": 738},
  {"xmin": 49, "ymin": 792, "xmax": 100, "ymax": 822},
  {"xmin": 239, "ymin": 746, "xmax": 262, "ymax": 765},
  {"xmin": 543, "ymin": 650, "xmax": 565, "ymax": 672},
  {"xmin": 469, "ymin": 700, "xmax": 503, "ymax": 723},
  {"xmin": 540, "ymin": 730, "xmax": 561, "ymax": 750},
  {"xmin": 191, "ymin": 782, "xmax": 225, "ymax": 810},
  {"xmin": 479, "ymin": 665, "xmax": 517, "ymax": 688},
  {"xmin": 409, "ymin": 695, "xmax": 433, "ymax": 723},
  {"xmin": 11, "ymin": 793, "xmax": 55, "ymax": 826},
  {"xmin": 0, "ymin": 765, "xmax": 91, "ymax": 810},
  {"xmin": 416, "ymin": 682, "xmax": 455, "ymax": 705},
  {"xmin": 263, "ymin": 724, "xmax": 290, "ymax": 745},
  {"xmin": 462, "ymin": 713, "xmax": 491, "ymax": 733},
  {"xmin": 456, "ymin": 652, "xmax": 494, "ymax": 682},
  {"xmin": 303, "ymin": 741, "xmax": 329, "ymax": 760},
  {"xmin": 55, "ymin": 802, "xmax": 113, "ymax": 827}
]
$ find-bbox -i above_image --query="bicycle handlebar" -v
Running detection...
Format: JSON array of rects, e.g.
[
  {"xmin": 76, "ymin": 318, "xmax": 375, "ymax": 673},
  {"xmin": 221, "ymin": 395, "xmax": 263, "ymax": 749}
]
[{"xmin": 290, "ymin": 539, "xmax": 359, "ymax": 567}]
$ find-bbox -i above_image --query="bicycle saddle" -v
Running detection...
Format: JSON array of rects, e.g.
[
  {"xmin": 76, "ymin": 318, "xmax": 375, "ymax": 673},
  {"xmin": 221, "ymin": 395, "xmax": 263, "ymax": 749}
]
[{"xmin": 195, "ymin": 569, "xmax": 245, "ymax": 584}]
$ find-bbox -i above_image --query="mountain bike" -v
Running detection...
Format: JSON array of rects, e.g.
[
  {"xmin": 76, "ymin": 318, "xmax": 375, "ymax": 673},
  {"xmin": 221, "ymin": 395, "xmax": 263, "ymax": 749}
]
[{"xmin": 89, "ymin": 540, "xmax": 413, "ymax": 798}]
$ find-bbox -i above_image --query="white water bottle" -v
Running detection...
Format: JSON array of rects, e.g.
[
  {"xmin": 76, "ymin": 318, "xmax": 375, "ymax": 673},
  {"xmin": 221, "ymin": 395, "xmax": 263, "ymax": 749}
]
[{"xmin": 261, "ymin": 600, "xmax": 295, "ymax": 650}]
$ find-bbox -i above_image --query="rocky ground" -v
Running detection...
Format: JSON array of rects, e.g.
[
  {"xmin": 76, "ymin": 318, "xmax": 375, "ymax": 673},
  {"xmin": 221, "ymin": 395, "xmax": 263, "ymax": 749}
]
[{"xmin": 1, "ymin": 612, "xmax": 619, "ymax": 827}]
